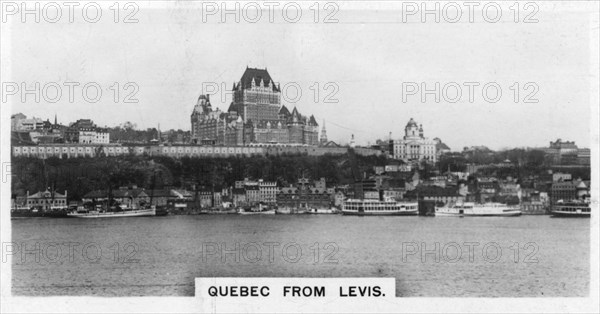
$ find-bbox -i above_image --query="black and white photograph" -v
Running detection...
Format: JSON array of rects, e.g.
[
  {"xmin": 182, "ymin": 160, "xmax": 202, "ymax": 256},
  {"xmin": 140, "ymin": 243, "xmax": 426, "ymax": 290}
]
[{"xmin": 1, "ymin": 1, "xmax": 598, "ymax": 313}]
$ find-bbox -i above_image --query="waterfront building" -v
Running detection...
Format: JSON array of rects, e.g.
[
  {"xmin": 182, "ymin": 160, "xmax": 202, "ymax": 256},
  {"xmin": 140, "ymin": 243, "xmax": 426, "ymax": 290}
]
[
  {"xmin": 233, "ymin": 178, "xmax": 278, "ymax": 205},
  {"xmin": 392, "ymin": 118, "xmax": 437, "ymax": 163},
  {"xmin": 277, "ymin": 177, "xmax": 332, "ymax": 210},
  {"xmin": 83, "ymin": 186, "xmax": 193, "ymax": 207},
  {"xmin": 190, "ymin": 67, "xmax": 319, "ymax": 146},
  {"xmin": 232, "ymin": 188, "xmax": 247, "ymax": 206},
  {"xmin": 199, "ymin": 189, "xmax": 222, "ymax": 208},
  {"xmin": 353, "ymin": 179, "xmax": 377, "ymax": 200},
  {"xmin": 498, "ymin": 179, "xmax": 521, "ymax": 199},
  {"xmin": 551, "ymin": 179, "xmax": 590, "ymax": 203},
  {"xmin": 520, "ymin": 190, "xmax": 550, "ymax": 214},
  {"xmin": 473, "ymin": 179, "xmax": 499, "ymax": 203},
  {"xmin": 83, "ymin": 187, "xmax": 148, "ymax": 208},
  {"xmin": 245, "ymin": 185, "xmax": 260, "ymax": 205},
  {"xmin": 25, "ymin": 189, "xmax": 68, "ymax": 210},
  {"xmin": 407, "ymin": 186, "xmax": 464, "ymax": 204},
  {"xmin": 259, "ymin": 180, "xmax": 278, "ymax": 204}
]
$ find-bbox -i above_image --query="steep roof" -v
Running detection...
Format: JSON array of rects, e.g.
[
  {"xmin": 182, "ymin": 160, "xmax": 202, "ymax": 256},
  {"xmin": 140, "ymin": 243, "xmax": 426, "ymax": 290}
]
[
  {"xmin": 279, "ymin": 105, "xmax": 290, "ymax": 116},
  {"xmin": 227, "ymin": 102, "xmax": 236, "ymax": 113},
  {"xmin": 290, "ymin": 107, "xmax": 303, "ymax": 122},
  {"xmin": 308, "ymin": 115, "xmax": 318, "ymax": 126},
  {"xmin": 240, "ymin": 67, "xmax": 280, "ymax": 92},
  {"xmin": 28, "ymin": 190, "xmax": 67, "ymax": 199}
]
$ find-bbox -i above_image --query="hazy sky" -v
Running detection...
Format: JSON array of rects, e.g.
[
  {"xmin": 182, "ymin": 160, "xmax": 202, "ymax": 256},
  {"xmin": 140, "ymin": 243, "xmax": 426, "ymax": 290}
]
[{"xmin": 4, "ymin": 1, "xmax": 596, "ymax": 150}]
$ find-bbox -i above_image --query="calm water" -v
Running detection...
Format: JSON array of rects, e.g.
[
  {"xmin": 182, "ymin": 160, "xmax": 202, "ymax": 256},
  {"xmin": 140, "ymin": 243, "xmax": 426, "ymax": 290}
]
[{"xmin": 11, "ymin": 215, "xmax": 590, "ymax": 297}]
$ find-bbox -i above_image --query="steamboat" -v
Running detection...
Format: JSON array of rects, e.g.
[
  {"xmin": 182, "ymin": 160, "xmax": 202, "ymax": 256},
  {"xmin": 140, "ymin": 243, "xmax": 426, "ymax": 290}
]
[{"xmin": 342, "ymin": 198, "xmax": 418, "ymax": 216}]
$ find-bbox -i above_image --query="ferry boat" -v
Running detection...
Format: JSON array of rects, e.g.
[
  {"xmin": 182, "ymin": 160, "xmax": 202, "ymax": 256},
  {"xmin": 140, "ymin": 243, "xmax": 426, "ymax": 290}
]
[
  {"xmin": 238, "ymin": 203, "xmax": 276, "ymax": 215},
  {"xmin": 307, "ymin": 208, "xmax": 337, "ymax": 214},
  {"xmin": 342, "ymin": 198, "xmax": 418, "ymax": 216},
  {"xmin": 68, "ymin": 204, "xmax": 156, "ymax": 218},
  {"xmin": 238, "ymin": 208, "xmax": 276, "ymax": 215},
  {"xmin": 550, "ymin": 199, "xmax": 591, "ymax": 218},
  {"xmin": 435, "ymin": 202, "xmax": 522, "ymax": 217}
]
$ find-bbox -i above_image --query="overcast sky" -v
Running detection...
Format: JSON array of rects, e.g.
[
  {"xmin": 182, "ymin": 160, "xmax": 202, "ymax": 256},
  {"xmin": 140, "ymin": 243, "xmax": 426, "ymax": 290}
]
[{"xmin": 4, "ymin": 1, "xmax": 597, "ymax": 150}]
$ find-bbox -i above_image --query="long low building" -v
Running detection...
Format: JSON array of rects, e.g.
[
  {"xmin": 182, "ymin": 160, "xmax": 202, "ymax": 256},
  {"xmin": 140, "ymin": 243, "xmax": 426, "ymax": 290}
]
[{"xmin": 12, "ymin": 144, "xmax": 383, "ymax": 159}]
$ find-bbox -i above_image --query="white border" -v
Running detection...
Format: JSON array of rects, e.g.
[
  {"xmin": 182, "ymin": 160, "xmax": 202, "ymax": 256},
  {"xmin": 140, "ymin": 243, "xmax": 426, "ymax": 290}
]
[{"xmin": 1, "ymin": 1, "xmax": 599, "ymax": 313}]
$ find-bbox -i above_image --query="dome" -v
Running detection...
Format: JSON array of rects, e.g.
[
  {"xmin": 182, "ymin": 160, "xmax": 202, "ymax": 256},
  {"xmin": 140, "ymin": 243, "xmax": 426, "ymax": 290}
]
[{"xmin": 406, "ymin": 118, "xmax": 418, "ymax": 128}]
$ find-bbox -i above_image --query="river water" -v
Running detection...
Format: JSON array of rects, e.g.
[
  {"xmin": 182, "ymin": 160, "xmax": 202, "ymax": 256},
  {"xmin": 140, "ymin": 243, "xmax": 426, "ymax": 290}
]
[{"xmin": 11, "ymin": 215, "xmax": 590, "ymax": 297}]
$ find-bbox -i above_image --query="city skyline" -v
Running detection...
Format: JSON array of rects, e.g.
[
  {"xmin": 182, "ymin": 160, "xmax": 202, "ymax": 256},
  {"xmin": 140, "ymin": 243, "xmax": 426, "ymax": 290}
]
[
  {"xmin": 10, "ymin": 108, "xmax": 591, "ymax": 151},
  {"xmin": 5, "ymin": 3, "xmax": 592, "ymax": 150}
]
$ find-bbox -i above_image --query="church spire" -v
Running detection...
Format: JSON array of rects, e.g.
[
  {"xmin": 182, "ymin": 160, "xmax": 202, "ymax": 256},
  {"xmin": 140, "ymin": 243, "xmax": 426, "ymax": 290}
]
[{"xmin": 320, "ymin": 119, "xmax": 328, "ymax": 145}]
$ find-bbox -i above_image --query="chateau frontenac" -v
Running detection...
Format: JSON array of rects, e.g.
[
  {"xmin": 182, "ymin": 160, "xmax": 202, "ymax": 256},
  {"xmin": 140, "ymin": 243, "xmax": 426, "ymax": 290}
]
[{"xmin": 191, "ymin": 67, "xmax": 319, "ymax": 146}]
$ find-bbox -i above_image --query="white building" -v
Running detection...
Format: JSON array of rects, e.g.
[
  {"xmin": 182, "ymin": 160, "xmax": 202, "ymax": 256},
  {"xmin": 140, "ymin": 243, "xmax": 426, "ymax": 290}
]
[
  {"xmin": 258, "ymin": 180, "xmax": 278, "ymax": 204},
  {"xmin": 393, "ymin": 118, "xmax": 437, "ymax": 163},
  {"xmin": 12, "ymin": 115, "xmax": 43, "ymax": 131},
  {"xmin": 77, "ymin": 128, "xmax": 110, "ymax": 144},
  {"xmin": 78, "ymin": 129, "xmax": 96, "ymax": 144},
  {"xmin": 95, "ymin": 129, "xmax": 110, "ymax": 144}
]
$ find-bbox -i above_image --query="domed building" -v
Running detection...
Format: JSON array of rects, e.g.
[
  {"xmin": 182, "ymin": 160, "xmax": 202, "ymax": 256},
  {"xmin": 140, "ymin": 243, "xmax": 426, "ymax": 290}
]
[{"xmin": 392, "ymin": 118, "xmax": 437, "ymax": 163}]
